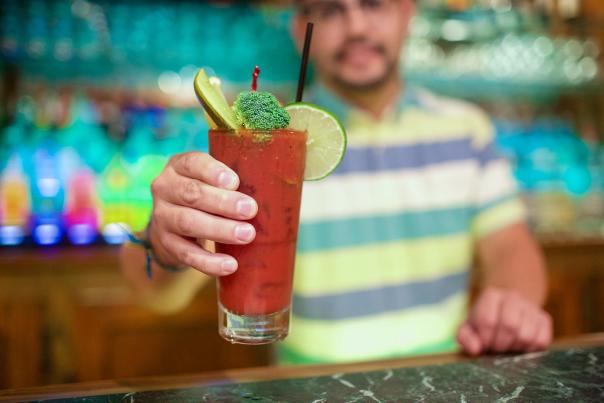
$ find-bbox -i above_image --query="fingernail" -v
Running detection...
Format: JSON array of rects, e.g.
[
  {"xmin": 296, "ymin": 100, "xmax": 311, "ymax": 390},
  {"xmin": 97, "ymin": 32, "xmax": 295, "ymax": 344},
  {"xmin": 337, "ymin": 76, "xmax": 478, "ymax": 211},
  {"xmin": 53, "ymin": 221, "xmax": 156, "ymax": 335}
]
[
  {"xmin": 220, "ymin": 259, "xmax": 237, "ymax": 274},
  {"xmin": 236, "ymin": 198, "xmax": 256, "ymax": 217},
  {"xmin": 235, "ymin": 224, "xmax": 255, "ymax": 242},
  {"xmin": 217, "ymin": 170, "xmax": 236, "ymax": 189}
]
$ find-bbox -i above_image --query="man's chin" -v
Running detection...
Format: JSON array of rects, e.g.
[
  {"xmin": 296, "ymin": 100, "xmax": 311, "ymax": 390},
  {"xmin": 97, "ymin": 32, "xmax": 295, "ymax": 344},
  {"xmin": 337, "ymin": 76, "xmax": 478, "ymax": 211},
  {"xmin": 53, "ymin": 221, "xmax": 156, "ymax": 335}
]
[{"xmin": 332, "ymin": 74, "xmax": 391, "ymax": 92}]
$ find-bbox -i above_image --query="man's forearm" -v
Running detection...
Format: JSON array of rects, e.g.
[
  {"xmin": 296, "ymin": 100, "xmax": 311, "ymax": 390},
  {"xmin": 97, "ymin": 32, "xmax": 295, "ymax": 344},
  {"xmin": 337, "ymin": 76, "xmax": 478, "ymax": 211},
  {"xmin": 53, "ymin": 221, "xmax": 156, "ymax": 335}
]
[{"xmin": 478, "ymin": 223, "xmax": 547, "ymax": 306}]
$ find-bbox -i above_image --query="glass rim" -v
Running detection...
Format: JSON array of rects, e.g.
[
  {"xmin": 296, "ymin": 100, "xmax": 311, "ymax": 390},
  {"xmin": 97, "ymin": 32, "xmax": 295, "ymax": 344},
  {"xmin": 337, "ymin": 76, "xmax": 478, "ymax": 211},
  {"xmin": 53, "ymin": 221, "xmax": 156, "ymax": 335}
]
[{"xmin": 208, "ymin": 128, "xmax": 307, "ymax": 134}]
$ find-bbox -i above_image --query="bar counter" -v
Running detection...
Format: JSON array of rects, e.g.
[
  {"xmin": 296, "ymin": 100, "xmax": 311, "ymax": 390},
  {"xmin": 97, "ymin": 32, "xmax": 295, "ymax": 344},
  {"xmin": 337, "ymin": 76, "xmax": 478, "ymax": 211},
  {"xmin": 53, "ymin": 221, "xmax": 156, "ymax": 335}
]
[{"xmin": 1, "ymin": 333, "xmax": 603, "ymax": 402}]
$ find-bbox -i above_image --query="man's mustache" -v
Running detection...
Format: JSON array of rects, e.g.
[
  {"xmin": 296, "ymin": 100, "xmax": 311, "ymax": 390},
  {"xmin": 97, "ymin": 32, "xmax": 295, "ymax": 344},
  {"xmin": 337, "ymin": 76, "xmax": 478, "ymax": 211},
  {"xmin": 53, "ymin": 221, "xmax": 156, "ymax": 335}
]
[{"xmin": 334, "ymin": 40, "xmax": 386, "ymax": 62}]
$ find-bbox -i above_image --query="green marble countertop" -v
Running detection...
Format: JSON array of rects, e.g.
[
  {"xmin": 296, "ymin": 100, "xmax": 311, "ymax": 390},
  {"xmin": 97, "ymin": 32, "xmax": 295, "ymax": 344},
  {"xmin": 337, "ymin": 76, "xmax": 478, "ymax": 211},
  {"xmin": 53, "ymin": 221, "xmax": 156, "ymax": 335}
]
[{"xmin": 19, "ymin": 341, "xmax": 604, "ymax": 403}]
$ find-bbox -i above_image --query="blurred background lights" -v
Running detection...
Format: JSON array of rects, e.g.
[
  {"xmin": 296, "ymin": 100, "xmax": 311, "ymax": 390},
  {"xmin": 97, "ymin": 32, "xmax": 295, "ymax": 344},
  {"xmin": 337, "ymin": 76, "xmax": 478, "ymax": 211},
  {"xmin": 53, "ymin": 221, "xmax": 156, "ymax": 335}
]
[
  {"xmin": 38, "ymin": 178, "xmax": 61, "ymax": 198},
  {"xmin": 68, "ymin": 223, "xmax": 96, "ymax": 245},
  {"xmin": 158, "ymin": 71, "xmax": 181, "ymax": 95},
  {"xmin": 534, "ymin": 36, "xmax": 554, "ymax": 57},
  {"xmin": 442, "ymin": 20, "xmax": 470, "ymax": 42},
  {"xmin": 102, "ymin": 223, "xmax": 130, "ymax": 245},
  {"xmin": 579, "ymin": 58, "xmax": 598, "ymax": 80},
  {"xmin": 33, "ymin": 224, "xmax": 62, "ymax": 246},
  {"xmin": 490, "ymin": 0, "xmax": 512, "ymax": 12},
  {"xmin": 0, "ymin": 226, "xmax": 25, "ymax": 246}
]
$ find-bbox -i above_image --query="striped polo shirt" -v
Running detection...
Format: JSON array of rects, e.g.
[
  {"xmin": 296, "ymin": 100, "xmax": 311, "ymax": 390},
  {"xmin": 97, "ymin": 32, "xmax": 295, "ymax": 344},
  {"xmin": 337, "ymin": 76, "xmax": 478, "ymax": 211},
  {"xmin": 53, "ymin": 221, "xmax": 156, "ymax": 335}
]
[{"xmin": 279, "ymin": 85, "xmax": 526, "ymax": 364}]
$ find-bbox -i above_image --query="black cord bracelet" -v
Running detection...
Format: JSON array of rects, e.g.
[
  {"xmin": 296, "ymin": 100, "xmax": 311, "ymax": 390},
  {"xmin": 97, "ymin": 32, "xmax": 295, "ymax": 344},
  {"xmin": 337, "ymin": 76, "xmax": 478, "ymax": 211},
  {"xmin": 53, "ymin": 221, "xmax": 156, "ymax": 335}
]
[{"xmin": 123, "ymin": 225, "xmax": 187, "ymax": 279}]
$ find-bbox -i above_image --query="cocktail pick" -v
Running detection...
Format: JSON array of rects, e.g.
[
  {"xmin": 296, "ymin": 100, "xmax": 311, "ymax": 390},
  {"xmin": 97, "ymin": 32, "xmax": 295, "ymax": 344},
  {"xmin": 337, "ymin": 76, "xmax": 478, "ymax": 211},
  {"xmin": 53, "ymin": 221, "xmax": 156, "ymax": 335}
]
[{"xmin": 251, "ymin": 66, "xmax": 261, "ymax": 91}]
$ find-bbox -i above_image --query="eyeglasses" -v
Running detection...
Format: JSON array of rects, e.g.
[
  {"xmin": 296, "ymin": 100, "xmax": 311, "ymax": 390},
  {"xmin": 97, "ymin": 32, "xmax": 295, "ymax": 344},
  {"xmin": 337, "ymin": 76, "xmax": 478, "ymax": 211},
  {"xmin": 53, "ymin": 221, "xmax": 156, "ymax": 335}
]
[{"xmin": 298, "ymin": 0, "xmax": 398, "ymax": 25}]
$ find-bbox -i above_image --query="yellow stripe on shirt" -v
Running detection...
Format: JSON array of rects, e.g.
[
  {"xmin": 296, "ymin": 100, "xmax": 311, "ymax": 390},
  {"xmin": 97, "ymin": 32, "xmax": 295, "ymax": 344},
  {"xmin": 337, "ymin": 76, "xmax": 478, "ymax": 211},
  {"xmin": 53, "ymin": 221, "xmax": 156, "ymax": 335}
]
[
  {"xmin": 287, "ymin": 292, "xmax": 467, "ymax": 363},
  {"xmin": 294, "ymin": 233, "xmax": 473, "ymax": 297}
]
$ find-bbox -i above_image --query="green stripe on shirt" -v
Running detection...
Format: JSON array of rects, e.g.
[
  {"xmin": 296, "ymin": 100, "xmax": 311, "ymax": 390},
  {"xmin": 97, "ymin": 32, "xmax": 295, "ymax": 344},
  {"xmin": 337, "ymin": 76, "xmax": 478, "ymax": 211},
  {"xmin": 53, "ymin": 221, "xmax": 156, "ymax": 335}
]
[{"xmin": 298, "ymin": 206, "xmax": 473, "ymax": 253}]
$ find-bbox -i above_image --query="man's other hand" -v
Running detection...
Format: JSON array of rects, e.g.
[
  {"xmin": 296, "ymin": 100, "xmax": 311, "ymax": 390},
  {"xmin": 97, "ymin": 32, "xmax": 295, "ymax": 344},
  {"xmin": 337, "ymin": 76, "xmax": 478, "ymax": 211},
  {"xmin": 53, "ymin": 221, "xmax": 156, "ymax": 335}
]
[{"xmin": 456, "ymin": 287, "xmax": 553, "ymax": 356}]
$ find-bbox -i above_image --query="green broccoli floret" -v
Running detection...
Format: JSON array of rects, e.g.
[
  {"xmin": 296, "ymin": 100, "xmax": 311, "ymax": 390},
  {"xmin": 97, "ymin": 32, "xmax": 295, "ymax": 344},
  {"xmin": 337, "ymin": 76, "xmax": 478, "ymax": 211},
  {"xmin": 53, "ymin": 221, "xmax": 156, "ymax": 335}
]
[{"xmin": 233, "ymin": 91, "xmax": 290, "ymax": 130}]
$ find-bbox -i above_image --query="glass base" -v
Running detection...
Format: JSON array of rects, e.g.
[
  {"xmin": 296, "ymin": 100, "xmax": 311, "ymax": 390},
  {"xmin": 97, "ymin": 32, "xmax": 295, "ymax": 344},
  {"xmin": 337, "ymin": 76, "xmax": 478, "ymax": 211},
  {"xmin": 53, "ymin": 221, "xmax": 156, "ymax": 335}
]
[{"xmin": 218, "ymin": 303, "xmax": 290, "ymax": 345}]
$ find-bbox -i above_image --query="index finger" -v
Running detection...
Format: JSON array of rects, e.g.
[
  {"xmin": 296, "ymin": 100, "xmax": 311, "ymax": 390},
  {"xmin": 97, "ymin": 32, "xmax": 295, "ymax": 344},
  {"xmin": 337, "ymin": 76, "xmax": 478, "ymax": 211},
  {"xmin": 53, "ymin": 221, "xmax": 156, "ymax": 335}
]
[
  {"xmin": 170, "ymin": 152, "xmax": 239, "ymax": 190},
  {"xmin": 457, "ymin": 322, "xmax": 483, "ymax": 356}
]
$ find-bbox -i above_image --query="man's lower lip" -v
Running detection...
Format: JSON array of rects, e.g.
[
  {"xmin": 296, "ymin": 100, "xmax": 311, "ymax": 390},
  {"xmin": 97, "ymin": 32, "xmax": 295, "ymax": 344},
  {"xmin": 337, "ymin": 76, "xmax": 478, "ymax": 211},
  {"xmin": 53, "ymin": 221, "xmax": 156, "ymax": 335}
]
[
  {"xmin": 342, "ymin": 48, "xmax": 379, "ymax": 57},
  {"xmin": 341, "ymin": 52, "xmax": 379, "ymax": 64}
]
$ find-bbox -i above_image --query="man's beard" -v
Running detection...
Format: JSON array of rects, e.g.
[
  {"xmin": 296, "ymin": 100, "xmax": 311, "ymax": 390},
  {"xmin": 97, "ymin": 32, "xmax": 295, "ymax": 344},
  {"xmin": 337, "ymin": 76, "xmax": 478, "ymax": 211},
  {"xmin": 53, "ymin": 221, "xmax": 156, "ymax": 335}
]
[
  {"xmin": 330, "ymin": 59, "xmax": 398, "ymax": 92},
  {"xmin": 330, "ymin": 40, "xmax": 398, "ymax": 92}
]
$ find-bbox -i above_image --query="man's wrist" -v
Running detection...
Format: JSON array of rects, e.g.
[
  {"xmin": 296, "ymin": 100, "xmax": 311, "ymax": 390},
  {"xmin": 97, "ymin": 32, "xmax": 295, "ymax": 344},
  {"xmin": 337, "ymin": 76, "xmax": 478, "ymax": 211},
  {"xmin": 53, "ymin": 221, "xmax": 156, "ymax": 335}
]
[
  {"xmin": 143, "ymin": 222, "xmax": 177, "ymax": 267},
  {"xmin": 480, "ymin": 284, "xmax": 543, "ymax": 307},
  {"xmin": 138, "ymin": 221, "xmax": 188, "ymax": 278}
]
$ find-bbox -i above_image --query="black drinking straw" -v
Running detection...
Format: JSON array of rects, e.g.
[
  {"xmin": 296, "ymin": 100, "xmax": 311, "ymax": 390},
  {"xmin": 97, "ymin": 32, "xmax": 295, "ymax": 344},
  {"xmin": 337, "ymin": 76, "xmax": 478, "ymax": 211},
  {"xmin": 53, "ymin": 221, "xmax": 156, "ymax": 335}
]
[{"xmin": 296, "ymin": 22, "xmax": 314, "ymax": 102}]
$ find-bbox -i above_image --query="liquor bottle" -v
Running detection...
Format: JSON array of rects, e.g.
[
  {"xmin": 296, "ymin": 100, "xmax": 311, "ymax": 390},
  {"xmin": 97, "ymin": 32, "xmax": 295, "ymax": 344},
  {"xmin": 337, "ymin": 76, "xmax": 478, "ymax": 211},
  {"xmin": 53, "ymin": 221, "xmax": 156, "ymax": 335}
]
[{"xmin": 0, "ymin": 155, "xmax": 31, "ymax": 246}]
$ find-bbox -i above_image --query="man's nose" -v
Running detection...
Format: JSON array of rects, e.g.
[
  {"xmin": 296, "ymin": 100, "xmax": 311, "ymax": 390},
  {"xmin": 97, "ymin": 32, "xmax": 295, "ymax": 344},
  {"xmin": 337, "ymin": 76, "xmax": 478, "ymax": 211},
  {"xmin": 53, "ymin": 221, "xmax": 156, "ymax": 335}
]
[{"xmin": 345, "ymin": 6, "xmax": 369, "ymax": 36}]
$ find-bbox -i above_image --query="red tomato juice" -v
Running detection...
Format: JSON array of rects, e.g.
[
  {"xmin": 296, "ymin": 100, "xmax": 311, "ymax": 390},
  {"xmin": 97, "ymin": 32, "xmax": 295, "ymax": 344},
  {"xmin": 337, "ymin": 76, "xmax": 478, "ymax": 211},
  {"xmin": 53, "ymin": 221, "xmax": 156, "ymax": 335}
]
[{"xmin": 209, "ymin": 129, "xmax": 306, "ymax": 316}]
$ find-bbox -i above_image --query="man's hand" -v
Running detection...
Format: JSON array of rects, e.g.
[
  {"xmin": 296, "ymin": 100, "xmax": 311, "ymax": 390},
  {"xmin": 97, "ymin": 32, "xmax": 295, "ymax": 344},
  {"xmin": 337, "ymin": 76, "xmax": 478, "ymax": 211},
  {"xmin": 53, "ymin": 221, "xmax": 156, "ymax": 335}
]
[
  {"xmin": 148, "ymin": 152, "xmax": 258, "ymax": 277},
  {"xmin": 457, "ymin": 287, "xmax": 552, "ymax": 356}
]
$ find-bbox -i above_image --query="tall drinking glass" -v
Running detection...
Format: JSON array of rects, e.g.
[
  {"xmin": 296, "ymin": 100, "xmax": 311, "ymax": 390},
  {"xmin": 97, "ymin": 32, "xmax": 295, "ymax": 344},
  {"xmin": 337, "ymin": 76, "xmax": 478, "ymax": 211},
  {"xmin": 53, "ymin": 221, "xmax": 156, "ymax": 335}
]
[{"xmin": 209, "ymin": 129, "xmax": 307, "ymax": 344}]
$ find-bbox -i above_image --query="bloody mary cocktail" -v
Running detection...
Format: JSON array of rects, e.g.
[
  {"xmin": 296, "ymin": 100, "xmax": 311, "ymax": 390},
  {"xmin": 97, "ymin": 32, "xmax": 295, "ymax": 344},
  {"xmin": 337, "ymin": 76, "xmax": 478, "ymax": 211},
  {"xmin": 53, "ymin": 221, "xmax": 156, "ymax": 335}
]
[
  {"xmin": 209, "ymin": 129, "xmax": 306, "ymax": 344},
  {"xmin": 192, "ymin": 65, "xmax": 346, "ymax": 344}
]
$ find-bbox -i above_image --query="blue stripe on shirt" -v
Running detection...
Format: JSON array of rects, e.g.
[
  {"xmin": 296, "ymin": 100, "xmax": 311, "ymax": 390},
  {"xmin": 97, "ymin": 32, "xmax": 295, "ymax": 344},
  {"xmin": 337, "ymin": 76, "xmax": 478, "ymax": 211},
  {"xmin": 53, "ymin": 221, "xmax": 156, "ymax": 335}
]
[
  {"xmin": 292, "ymin": 270, "xmax": 468, "ymax": 320},
  {"xmin": 332, "ymin": 137, "xmax": 499, "ymax": 176},
  {"xmin": 477, "ymin": 141, "xmax": 503, "ymax": 167}
]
